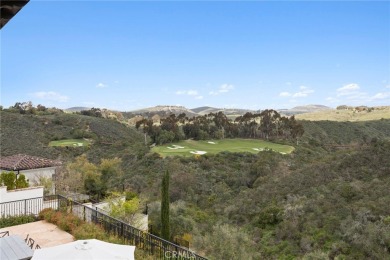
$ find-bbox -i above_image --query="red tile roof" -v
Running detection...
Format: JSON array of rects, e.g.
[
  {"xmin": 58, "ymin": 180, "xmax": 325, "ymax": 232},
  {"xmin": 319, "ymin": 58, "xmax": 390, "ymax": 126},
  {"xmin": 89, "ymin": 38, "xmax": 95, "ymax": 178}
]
[{"xmin": 0, "ymin": 154, "xmax": 62, "ymax": 171}]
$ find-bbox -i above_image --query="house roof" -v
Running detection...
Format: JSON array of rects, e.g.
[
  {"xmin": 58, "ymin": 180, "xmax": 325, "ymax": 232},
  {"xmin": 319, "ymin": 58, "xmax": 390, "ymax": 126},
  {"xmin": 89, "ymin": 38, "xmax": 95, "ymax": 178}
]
[
  {"xmin": 0, "ymin": 154, "xmax": 62, "ymax": 171},
  {"xmin": 1, "ymin": 0, "xmax": 30, "ymax": 29}
]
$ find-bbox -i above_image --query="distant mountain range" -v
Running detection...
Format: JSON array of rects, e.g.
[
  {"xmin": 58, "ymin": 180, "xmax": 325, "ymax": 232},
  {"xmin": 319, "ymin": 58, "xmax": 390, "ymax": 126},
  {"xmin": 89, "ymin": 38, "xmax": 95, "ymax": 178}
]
[
  {"xmin": 277, "ymin": 104, "xmax": 332, "ymax": 116},
  {"xmin": 65, "ymin": 104, "xmax": 333, "ymax": 117},
  {"xmin": 64, "ymin": 107, "xmax": 90, "ymax": 112},
  {"xmin": 125, "ymin": 105, "xmax": 199, "ymax": 118},
  {"xmin": 123, "ymin": 104, "xmax": 333, "ymax": 117},
  {"xmin": 65, "ymin": 104, "xmax": 390, "ymax": 122},
  {"xmin": 191, "ymin": 106, "xmax": 257, "ymax": 116}
]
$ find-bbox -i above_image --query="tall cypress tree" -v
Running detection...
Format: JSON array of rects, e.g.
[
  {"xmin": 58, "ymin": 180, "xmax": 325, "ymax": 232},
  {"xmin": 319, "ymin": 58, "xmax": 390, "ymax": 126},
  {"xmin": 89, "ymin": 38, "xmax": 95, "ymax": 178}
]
[{"xmin": 161, "ymin": 170, "xmax": 170, "ymax": 240}]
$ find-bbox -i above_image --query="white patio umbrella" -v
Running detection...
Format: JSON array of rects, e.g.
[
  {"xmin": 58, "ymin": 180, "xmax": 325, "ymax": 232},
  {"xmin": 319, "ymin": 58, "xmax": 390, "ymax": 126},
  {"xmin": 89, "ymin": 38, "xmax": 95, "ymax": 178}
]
[{"xmin": 32, "ymin": 239, "xmax": 135, "ymax": 260}]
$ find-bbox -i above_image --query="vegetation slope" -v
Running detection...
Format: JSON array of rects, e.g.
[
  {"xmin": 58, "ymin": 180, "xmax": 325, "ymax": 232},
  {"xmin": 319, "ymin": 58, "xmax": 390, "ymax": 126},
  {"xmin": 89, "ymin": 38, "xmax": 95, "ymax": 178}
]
[
  {"xmin": 296, "ymin": 106, "xmax": 390, "ymax": 121},
  {"xmin": 1, "ymin": 110, "xmax": 390, "ymax": 259}
]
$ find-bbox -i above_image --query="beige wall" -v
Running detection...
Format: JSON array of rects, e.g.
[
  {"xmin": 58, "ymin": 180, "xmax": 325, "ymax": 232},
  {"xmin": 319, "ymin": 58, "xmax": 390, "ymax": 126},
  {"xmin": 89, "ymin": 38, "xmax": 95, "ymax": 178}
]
[{"xmin": 19, "ymin": 167, "xmax": 57, "ymax": 184}]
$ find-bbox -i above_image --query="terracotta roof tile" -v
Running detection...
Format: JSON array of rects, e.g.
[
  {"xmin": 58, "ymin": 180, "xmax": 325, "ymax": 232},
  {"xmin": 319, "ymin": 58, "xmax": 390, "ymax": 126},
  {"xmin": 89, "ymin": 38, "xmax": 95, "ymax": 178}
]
[{"xmin": 0, "ymin": 154, "xmax": 62, "ymax": 171}]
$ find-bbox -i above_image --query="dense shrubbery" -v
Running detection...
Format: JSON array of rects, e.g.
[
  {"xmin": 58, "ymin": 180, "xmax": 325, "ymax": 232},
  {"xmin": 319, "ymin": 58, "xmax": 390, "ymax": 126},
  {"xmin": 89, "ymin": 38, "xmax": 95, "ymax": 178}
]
[
  {"xmin": 3, "ymin": 110, "xmax": 390, "ymax": 259},
  {"xmin": 137, "ymin": 110, "xmax": 304, "ymax": 145},
  {"xmin": 39, "ymin": 208, "xmax": 121, "ymax": 242},
  {"xmin": 135, "ymin": 140, "xmax": 390, "ymax": 259},
  {"xmin": 0, "ymin": 171, "xmax": 29, "ymax": 190},
  {"xmin": 0, "ymin": 111, "xmax": 146, "ymax": 162},
  {"xmin": 0, "ymin": 214, "xmax": 36, "ymax": 228},
  {"xmin": 38, "ymin": 208, "xmax": 155, "ymax": 259}
]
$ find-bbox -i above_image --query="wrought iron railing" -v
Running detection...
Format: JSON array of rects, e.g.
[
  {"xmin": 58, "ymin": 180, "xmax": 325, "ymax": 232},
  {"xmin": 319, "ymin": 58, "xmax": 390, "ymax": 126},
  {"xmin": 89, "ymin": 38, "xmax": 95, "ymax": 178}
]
[
  {"xmin": 0, "ymin": 195, "xmax": 207, "ymax": 259},
  {"xmin": 0, "ymin": 196, "xmax": 63, "ymax": 217}
]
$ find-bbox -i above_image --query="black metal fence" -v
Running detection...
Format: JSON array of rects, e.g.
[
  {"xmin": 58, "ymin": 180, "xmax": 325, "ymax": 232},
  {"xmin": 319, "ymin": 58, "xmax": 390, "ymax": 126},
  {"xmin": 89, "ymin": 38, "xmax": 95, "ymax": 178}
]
[{"xmin": 0, "ymin": 195, "xmax": 207, "ymax": 260}]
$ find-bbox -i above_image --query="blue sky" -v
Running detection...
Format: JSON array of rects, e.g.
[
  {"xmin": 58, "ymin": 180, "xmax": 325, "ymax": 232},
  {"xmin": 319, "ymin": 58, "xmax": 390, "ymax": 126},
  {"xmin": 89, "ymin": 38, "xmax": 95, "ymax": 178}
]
[{"xmin": 1, "ymin": 1, "xmax": 389, "ymax": 111}]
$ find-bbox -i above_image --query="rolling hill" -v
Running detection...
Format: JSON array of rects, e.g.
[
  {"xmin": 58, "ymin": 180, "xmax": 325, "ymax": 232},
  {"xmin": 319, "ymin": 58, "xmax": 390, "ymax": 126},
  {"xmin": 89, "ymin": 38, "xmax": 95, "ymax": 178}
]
[
  {"xmin": 296, "ymin": 106, "xmax": 390, "ymax": 121},
  {"xmin": 278, "ymin": 104, "xmax": 332, "ymax": 115},
  {"xmin": 64, "ymin": 107, "xmax": 91, "ymax": 113},
  {"xmin": 127, "ymin": 105, "xmax": 199, "ymax": 118},
  {"xmin": 190, "ymin": 106, "xmax": 256, "ymax": 116},
  {"xmin": 0, "ymin": 111, "xmax": 146, "ymax": 162}
]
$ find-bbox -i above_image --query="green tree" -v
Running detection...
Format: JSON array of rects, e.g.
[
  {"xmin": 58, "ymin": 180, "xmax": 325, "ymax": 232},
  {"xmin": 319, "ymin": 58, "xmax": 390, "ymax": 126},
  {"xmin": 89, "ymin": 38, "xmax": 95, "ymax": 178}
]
[
  {"xmin": 193, "ymin": 224, "xmax": 258, "ymax": 259},
  {"xmin": 161, "ymin": 170, "xmax": 170, "ymax": 240},
  {"xmin": 84, "ymin": 174, "xmax": 106, "ymax": 202},
  {"xmin": 15, "ymin": 174, "xmax": 29, "ymax": 189},
  {"xmin": 32, "ymin": 176, "xmax": 53, "ymax": 195},
  {"xmin": 99, "ymin": 158, "xmax": 123, "ymax": 190},
  {"xmin": 1, "ymin": 171, "xmax": 16, "ymax": 190},
  {"xmin": 0, "ymin": 171, "xmax": 28, "ymax": 190},
  {"xmin": 105, "ymin": 192, "xmax": 141, "ymax": 227}
]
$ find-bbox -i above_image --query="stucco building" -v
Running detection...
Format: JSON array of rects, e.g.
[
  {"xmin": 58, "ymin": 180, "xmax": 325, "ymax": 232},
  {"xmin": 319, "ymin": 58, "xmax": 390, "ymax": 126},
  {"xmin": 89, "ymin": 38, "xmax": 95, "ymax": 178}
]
[{"xmin": 0, "ymin": 154, "xmax": 62, "ymax": 186}]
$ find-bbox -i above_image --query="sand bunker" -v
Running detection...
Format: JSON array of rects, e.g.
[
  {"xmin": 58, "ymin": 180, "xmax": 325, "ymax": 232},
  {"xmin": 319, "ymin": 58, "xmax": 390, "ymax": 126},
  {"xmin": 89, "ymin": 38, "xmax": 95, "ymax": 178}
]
[
  {"xmin": 207, "ymin": 141, "xmax": 216, "ymax": 144},
  {"xmin": 190, "ymin": 151, "xmax": 207, "ymax": 155},
  {"xmin": 167, "ymin": 145, "xmax": 185, "ymax": 150},
  {"xmin": 252, "ymin": 148, "xmax": 264, "ymax": 151}
]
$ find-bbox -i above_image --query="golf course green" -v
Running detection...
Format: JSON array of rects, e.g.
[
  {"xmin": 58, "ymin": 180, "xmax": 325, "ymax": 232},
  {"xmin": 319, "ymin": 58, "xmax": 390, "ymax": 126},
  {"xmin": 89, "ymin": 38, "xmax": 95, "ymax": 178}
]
[
  {"xmin": 152, "ymin": 139, "xmax": 294, "ymax": 157},
  {"xmin": 49, "ymin": 139, "xmax": 91, "ymax": 147}
]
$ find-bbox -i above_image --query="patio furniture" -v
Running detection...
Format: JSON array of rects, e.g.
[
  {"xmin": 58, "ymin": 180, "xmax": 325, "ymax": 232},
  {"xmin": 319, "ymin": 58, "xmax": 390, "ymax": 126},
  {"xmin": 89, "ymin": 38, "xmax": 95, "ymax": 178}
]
[
  {"xmin": 0, "ymin": 235, "xmax": 34, "ymax": 260},
  {"xmin": 27, "ymin": 238, "xmax": 35, "ymax": 249},
  {"xmin": 0, "ymin": 231, "xmax": 9, "ymax": 237},
  {"xmin": 32, "ymin": 239, "xmax": 135, "ymax": 260}
]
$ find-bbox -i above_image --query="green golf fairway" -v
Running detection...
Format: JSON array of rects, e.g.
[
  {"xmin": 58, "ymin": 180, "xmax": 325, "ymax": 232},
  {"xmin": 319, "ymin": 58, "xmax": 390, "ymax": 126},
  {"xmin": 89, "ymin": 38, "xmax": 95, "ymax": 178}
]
[
  {"xmin": 152, "ymin": 139, "xmax": 294, "ymax": 157},
  {"xmin": 49, "ymin": 139, "xmax": 91, "ymax": 147}
]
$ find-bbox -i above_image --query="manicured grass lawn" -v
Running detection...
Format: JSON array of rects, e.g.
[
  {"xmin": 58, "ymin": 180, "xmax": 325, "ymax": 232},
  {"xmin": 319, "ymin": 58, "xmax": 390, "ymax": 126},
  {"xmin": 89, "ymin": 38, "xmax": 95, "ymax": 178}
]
[
  {"xmin": 152, "ymin": 139, "xmax": 294, "ymax": 157},
  {"xmin": 49, "ymin": 139, "xmax": 91, "ymax": 147}
]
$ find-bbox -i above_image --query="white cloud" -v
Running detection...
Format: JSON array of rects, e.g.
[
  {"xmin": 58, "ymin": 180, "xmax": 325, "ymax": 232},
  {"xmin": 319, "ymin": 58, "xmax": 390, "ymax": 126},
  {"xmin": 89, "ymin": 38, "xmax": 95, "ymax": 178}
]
[
  {"xmin": 175, "ymin": 90, "xmax": 198, "ymax": 96},
  {"xmin": 325, "ymin": 97, "xmax": 340, "ymax": 103},
  {"xmin": 371, "ymin": 92, "xmax": 390, "ymax": 100},
  {"xmin": 386, "ymin": 85, "xmax": 390, "ymax": 89},
  {"xmin": 96, "ymin": 83, "xmax": 108, "ymax": 88},
  {"xmin": 279, "ymin": 85, "xmax": 314, "ymax": 99},
  {"xmin": 279, "ymin": 92, "xmax": 291, "ymax": 97},
  {"xmin": 292, "ymin": 92, "xmax": 309, "ymax": 98},
  {"xmin": 327, "ymin": 83, "xmax": 390, "ymax": 104},
  {"xmin": 209, "ymin": 84, "xmax": 234, "ymax": 96},
  {"xmin": 114, "ymin": 80, "xmax": 119, "ymax": 84},
  {"xmin": 32, "ymin": 91, "xmax": 69, "ymax": 102},
  {"xmin": 175, "ymin": 89, "xmax": 203, "ymax": 100},
  {"xmin": 337, "ymin": 83, "xmax": 360, "ymax": 96},
  {"xmin": 219, "ymin": 84, "xmax": 234, "ymax": 93},
  {"xmin": 335, "ymin": 83, "xmax": 371, "ymax": 102},
  {"xmin": 187, "ymin": 90, "xmax": 198, "ymax": 96}
]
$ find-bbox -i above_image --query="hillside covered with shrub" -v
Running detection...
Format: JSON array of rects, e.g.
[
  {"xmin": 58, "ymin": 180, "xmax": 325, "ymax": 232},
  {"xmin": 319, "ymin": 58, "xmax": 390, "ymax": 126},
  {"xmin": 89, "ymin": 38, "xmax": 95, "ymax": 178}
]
[
  {"xmin": 1, "ymin": 111, "xmax": 390, "ymax": 259},
  {"xmin": 0, "ymin": 111, "xmax": 146, "ymax": 162}
]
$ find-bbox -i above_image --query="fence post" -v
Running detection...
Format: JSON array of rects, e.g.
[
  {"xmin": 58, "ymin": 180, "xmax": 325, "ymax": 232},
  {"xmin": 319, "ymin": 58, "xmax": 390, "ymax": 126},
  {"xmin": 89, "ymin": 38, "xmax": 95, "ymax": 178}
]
[
  {"xmin": 24, "ymin": 199, "xmax": 27, "ymax": 216},
  {"xmin": 83, "ymin": 206, "xmax": 86, "ymax": 221},
  {"xmin": 121, "ymin": 222, "xmax": 124, "ymax": 237}
]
